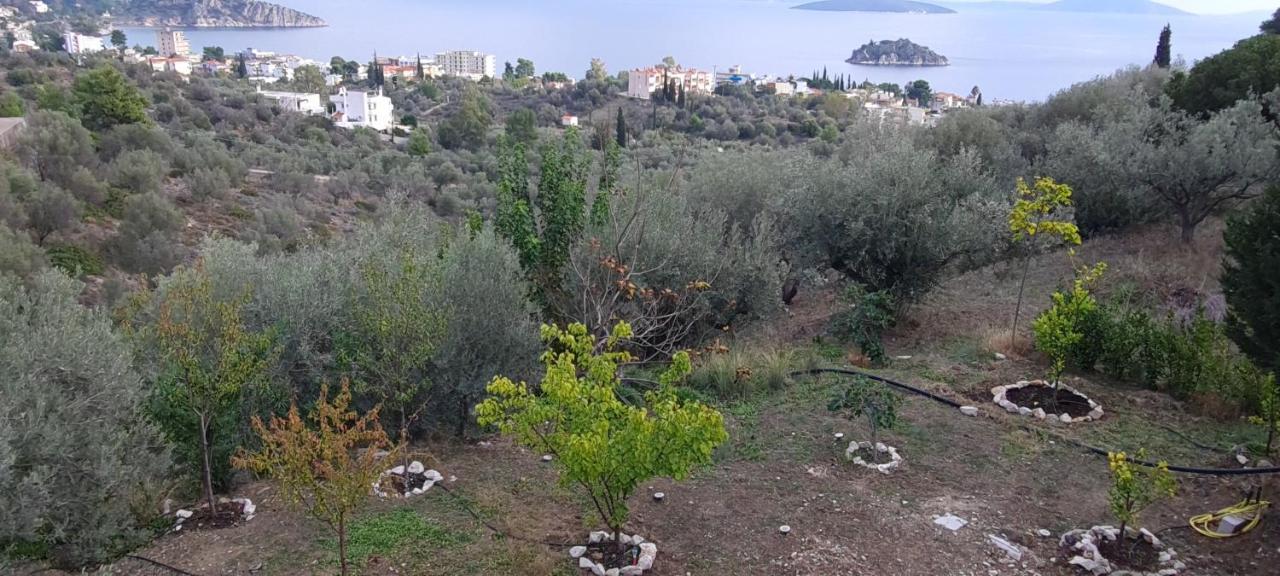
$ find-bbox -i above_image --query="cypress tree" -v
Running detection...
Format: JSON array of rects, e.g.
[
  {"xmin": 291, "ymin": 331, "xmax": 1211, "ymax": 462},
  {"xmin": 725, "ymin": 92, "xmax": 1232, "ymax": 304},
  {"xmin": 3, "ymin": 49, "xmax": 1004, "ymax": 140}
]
[
  {"xmin": 1154, "ymin": 24, "xmax": 1172, "ymax": 69},
  {"xmin": 236, "ymin": 54, "xmax": 248, "ymax": 78},
  {"xmin": 678, "ymin": 84, "xmax": 686, "ymax": 108},
  {"xmin": 616, "ymin": 108, "xmax": 627, "ymax": 148}
]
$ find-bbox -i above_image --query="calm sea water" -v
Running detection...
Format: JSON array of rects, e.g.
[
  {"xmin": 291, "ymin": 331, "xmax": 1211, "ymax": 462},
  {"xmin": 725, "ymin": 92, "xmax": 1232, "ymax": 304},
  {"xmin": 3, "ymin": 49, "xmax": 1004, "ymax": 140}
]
[{"xmin": 123, "ymin": 0, "xmax": 1265, "ymax": 101}]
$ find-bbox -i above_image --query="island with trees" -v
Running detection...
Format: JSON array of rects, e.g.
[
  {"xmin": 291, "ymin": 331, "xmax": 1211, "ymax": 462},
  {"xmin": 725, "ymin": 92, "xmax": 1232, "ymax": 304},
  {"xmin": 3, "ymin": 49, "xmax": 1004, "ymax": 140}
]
[{"xmin": 846, "ymin": 39, "xmax": 950, "ymax": 66}]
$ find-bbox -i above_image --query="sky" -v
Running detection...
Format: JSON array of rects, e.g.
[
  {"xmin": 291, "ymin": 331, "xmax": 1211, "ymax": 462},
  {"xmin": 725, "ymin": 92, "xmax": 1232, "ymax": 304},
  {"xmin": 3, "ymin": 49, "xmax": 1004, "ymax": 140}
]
[{"xmin": 943, "ymin": 0, "xmax": 1277, "ymax": 15}]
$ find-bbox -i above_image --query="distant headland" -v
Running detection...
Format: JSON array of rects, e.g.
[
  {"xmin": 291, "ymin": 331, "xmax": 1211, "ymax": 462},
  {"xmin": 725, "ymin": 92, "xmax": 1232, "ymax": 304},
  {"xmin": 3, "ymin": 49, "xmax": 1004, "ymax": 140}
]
[{"xmin": 846, "ymin": 39, "xmax": 950, "ymax": 67}]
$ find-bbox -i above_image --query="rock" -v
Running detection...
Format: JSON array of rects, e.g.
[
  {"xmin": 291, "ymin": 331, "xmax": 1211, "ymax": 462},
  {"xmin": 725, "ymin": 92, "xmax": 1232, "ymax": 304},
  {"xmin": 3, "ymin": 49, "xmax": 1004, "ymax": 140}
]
[
  {"xmin": 995, "ymin": 353, "xmax": 1007, "ymax": 361},
  {"xmin": 411, "ymin": 487, "xmax": 424, "ymax": 495},
  {"xmin": 578, "ymin": 557, "xmax": 595, "ymax": 569},
  {"xmin": 933, "ymin": 514, "xmax": 968, "ymax": 531},
  {"xmin": 779, "ymin": 524, "xmax": 792, "ymax": 534},
  {"xmin": 605, "ymin": 569, "xmax": 620, "ymax": 576},
  {"xmin": 894, "ymin": 355, "xmax": 912, "ymax": 360},
  {"xmin": 637, "ymin": 542, "xmax": 658, "ymax": 570},
  {"xmin": 620, "ymin": 568, "xmax": 644, "ymax": 576},
  {"xmin": 1018, "ymin": 406, "xmax": 1033, "ymax": 416},
  {"xmin": 960, "ymin": 406, "xmax": 979, "ymax": 416},
  {"xmin": 874, "ymin": 442, "xmax": 888, "ymax": 452},
  {"xmin": 988, "ymin": 534, "xmax": 1023, "ymax": 561},
  {"xmin": 541, "ymin": 454, "xmax": 553, "ymax": 462},
  {"xmin": 1038, "ymin": 529, "xmax": 1052, "ymax": 538},
  {"xmin": 1060, "ymin": 413, "xmax": 1073, "ymax": 423},
  {"xmin": 389, "ymin": 465, "xmax": 405, "ymax": 475},
  {"xmin": 632, "ymin": 535, "xmax": 645, "ymax": 544},
  {"xmin": 1088, "ymin": 407, "xmax": 1104, "ymax": 420},
  {"xmin": 407, "ymin": 461, "xmax": 425, "ymax": 474},
  {"xmin": 175, "ymin": 509, "xmax": 194, "ymax": 519},
  {"xmin": 1158, "ymin": 551, "xmax": 1172, "ymax": 563},
  {"xmin": 1033, "ymin": 408, "xmax": 1046, "ymax": 419},
  {"xmin": 620, "ymin": 534, "xmax": 634, "ymax": 546},
  {"xmin": 591, "ymin": 562, "xmax": 607, "ymax": 576},
  {"xmin": 569, "ymin": 546, "xmax": 587, "ymax": 558},
  {"xmin": 1236, "ymin": 453, "xmax": 1249, "ymax": 465},
  {"xmin": 588, "ymin": 531, "xmax": 611, "ymax": 543},
  {"xmin": 1140, "ymin": 528, "xmax": 1161, "ymax": 547},
  {"xmin": 834, "ymin": 432, "xmax": 845, "ymax": 439},
  {"xmin": 1069, "ymin": 556, "xmax": 1105, "ymax": 574},
  {"xmin": 653, "ymin": 492, "xmax": 665, "ymax": 502},
  {"xmin": 425, "ymin": 469, "xmax": 444, "ymax": 482}
]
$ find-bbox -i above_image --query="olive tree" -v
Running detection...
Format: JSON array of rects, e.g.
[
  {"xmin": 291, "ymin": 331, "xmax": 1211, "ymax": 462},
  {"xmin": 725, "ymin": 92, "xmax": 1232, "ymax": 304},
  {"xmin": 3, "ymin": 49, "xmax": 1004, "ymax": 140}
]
[{"xmin": 1, "ymin": 272, "xmax": 169, "ymax": 568}]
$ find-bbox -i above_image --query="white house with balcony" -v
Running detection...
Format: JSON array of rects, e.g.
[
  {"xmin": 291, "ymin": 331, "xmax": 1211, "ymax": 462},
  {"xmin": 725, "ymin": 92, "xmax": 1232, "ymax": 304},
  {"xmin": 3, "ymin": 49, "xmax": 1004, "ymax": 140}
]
[
  {"xmin": 258, "ymin": 87, "xmax": 324, "ymax": 116},
  {"xmin": 625, "ymin": 66, "xmax": 715, "ymax": 100},
  {"xmin": 66, "ymin": 32, "xmax": 105, "ymax": 54},
  {"xmin": 330, "ymin": 86, "xmax": 394, "ymax": 131}
]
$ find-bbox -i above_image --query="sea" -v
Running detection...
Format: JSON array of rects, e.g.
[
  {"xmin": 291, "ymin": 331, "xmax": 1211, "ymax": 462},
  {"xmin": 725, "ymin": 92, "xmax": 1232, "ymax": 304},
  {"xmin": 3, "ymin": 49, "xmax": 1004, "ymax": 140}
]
[{"xmin": 121, "ymin": 0, "xmax": 1268, "ymax": 102}]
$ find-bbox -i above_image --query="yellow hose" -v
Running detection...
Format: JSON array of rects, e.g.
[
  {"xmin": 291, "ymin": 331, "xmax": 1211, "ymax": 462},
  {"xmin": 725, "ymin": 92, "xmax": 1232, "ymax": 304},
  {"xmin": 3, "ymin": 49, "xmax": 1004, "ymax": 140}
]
[{"xmin": 1189, "ymin": 500, "xmax": 1270, "ymax": 538}]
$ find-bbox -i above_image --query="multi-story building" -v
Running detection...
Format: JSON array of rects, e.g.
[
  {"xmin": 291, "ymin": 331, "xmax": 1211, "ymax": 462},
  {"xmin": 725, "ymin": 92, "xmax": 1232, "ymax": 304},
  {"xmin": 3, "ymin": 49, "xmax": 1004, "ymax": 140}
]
[
  {"xmin": 433, "ymin": 50, "xmax": 495, "ymax": 80},
  {"xmin": 157, "ymin": 29, "xmax": 190, "ymax": 57},
  {"xmin": 146, "ymin": 56, "xmax": 193, "ymax": 76},
  {"xmin": 716, "ymin": 65, "xmax": 754, "ymax": 86},
  {"xmin": 258, "ymin": 87, "xmax": 325, "ymax": 115},
  {"xmin": 65, "ymin": 32, "xmax": 105, "ymax": 54},
  {"xmin": 625, "ymin": 66, "xmax": 715, "ymax": 100},
  {"xmin": 330, "ymin": 86, "xmax": 395, "ymax": 131}
]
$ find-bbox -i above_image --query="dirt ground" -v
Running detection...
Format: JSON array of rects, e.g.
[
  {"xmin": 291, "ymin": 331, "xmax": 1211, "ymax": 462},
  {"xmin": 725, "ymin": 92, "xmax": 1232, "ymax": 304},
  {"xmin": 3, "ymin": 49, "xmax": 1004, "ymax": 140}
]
[{"xmin": 90, "ymin": 220, "xmax": 1278, "ymax": 576}]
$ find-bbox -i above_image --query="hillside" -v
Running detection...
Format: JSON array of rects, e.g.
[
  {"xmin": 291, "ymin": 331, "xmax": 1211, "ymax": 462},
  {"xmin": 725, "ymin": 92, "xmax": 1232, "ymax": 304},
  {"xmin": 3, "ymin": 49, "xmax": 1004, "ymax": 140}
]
[
  {"xmin": 941, "ymin": 0, "xmax": 1188, "ymax": 15},
  {"xmin": 111, "ymin": 0, "xmax": 327, "ymax": 28},
  {"xmin": 794, "ymin": 0, "xmax": 956, "ymax": 14},
  {"xmin": 847, "ymin": 38, "xmax": 950, "ymax": 66}
]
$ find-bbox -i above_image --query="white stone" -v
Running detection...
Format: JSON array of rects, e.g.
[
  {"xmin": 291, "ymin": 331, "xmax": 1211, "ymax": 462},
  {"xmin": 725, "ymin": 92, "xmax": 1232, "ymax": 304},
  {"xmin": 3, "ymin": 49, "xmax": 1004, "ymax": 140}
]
[
  {"xmin": 1037, "ymin": 529, "xmax": 1051, "ymax": 538},
  {"xmin": 1033, "ymin": 408, "xmax": 1046, "ymax": 420},
  {"xmin": 874, "ymin": 442, "xmax": 888, "ymax": 452},
  {"xmin": 637, "ymin": 542, "xmax": 658, "ymax": 570},
  {"xmin": 412, "ymin": 487, "xmax": 424, "ymax": 495},
  {"xmin": 1069, "ymin": 556, "xmax": 1105, "ymax": 575},
  {"xmin": 1060, "ymin": 413, "xmax": 1073, "ymax": 423},
  {"xmin": 425, "ymin": 469, "xmax": 444, "ymax": 482},
  {"xmin": 1018, "ymin": 406, "xmax": 1033, "ymax": 416},
  {"xmin": 389, "ymin": 465, "xmax": 405, "ymax": 475},
  {"xmin": 591, "ymin": 562, "xmax": 607, "ymax": 576},
  {"xmin": 407, "ymin": 461, "xmax": 425, "ymax": 475},
  {"xmin": 620, "ymin": 567, "xmax": 644, "ymax": 576},
  {"xmin": 894, "ymin": 355, "xmax": 912, "ymax": 360},
  {"xmin": 605, "ymin": 569, "xmax": 619, "ymax": 576},
  {"xmin": 779, "ymin": 524, "xmax": 792, "ymax": 534},
  {"xmin": 588, "ymin": 531, "xmax": 611, "ymax": 543},
  {"xmin": 619, "ymin": 534, "xmax": 634, "ymax": 546},
  {"xmin": 933, "ymin": 514, "xmax": 968, "ymax": 531},
  {"xmin": 988, "ymin": 534, "xmax": 1022, "ymax": 561},
  {"xmin": 1236, "ymin": 453, "xmax": 1249, "ymax": 465},
  {"xmin": 653, "ymin": 492, "xmax": 665, "ymax": 502},
  {"xmin": 175, "ymin": 509, "xmax": 194, "ymax": 519},
  {"xmin": 579, "ymin": 557, "xmax": 596, "ymax": 570},
  {"xmin": 1088, "ymin": 407, "xmax": 1104, "ymax": 420},
  {"xmin": 632, "ymin": 535, "xmax": 645, "ymax": 544},
  {"xmin": 995, "ymin": 353, "xmax": 1007, "ymax": 360},
  {"xmin": 960, "ymin": 406, "xmax": 979, "ymax": 416},
  {"xmin": 569, "ymin": 546, "xmax": 587, "ymax": 559},
  {"xmin": 834, "ymin": 432, "xmax": 845, "ymax": 439},
  {"xmin": 541, "ymin": 454, "xmax": 553, "ymax": 462}
]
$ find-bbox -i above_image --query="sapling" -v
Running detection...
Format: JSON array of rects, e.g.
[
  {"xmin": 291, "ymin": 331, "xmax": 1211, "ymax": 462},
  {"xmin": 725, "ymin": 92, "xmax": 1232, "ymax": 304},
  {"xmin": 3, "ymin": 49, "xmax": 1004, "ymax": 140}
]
[
  {"xmin": 827, "ymin": 376, "xmax": 901, "ymax": 461},
  {"xmin": 476, "ymin": 322, "xmax": 727, "ymax": 558},
  {"xmin": 1008, "ymin": 177, "xmax": 1082, "ymax": 350},
  {"xmin": 1107, "ymin": 450, "xmax": 1176, "ymax": 555},
  {"xmin": 1033, "ymin": 263, "xmax": 1105, "ymax": 411},
  {"xmin": 234, "ymin": 381, "xmax": 398, "ymax": 576},
  {"xmin": 1249, "ymin": 374, "xmax": 1279, "ymax": 457}
]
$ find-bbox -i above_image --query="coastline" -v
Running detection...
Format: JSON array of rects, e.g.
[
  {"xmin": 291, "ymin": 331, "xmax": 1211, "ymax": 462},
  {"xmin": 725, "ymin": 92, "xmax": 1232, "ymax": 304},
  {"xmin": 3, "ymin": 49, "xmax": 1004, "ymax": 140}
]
[
  {"xmin": 846, "ymin": 60, "xmax": 951, "ymax": 67},
  {"xmin": 113, "ymin": 22, "xmax": 329, "ymax": 29}
]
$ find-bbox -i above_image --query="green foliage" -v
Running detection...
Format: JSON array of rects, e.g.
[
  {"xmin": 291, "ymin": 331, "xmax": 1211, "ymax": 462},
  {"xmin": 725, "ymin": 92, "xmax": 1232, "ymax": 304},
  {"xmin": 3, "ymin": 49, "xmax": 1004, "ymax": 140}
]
[
  {"xmin": 405, "ymin": 129, "xmax": 432, "ymax": 157},
  {"xmin": 476, "ymin": 323, "xmax": 727, "ymax": 538},
  {"xmin": 686, "ymin": 348, "xmax": 794, "ymax": 401},
  {"xmin": 830, "ymin": 283, "xmax": 896, "ymax": 365},
  {"xmin": 1154, "ymin": 24, "xmax": 1172, "ymax": 69},
  {"xmin": 1250, "ymin": 375, "xmax": 1279, "ymax": 455},
  {"xmin": 906, "ymin": 79, "xmax": 933, "ymax": 107},
  {"xmin": 1167, "ymin": 34, "xmax": 1280, "ymax": 116},
  {"xmin": 504, "ymin": 108, "xmax": 538, "ymax": 145},
  {"xmin": 72, "ymin": 66, "xmax": 148, "ymax": 132},
  {"xmin": 341, "ymin": 509, "xmax": 469, "ymax": 566},
  {"xmin": 16, "ymin": 110, "xmax": 96, "ymax": 187},
  {"xmin": 1264, "ymin": 8, "xmax": 1280, "ymax": 34},
  {"xmin": 1009, "ymin": 177, "xmax": 1081, "ymax": 246},
  {"xmin": 437, "ymin": 89, "xmax": 491, "ymax": 150},
  {"xmin": 25, "ymin": 183, "xmax": 79, "ymax": 246},
  {"xmin": 46, "ymin": 244, "xmax": 103, "ymax": 276},
  {"xmin": 0, "ymin": 272, "xmax": 169, "ymax": 568},
  {"xmin": 827, "ymin": 376, "xmax": 901, "ymax": 444},
  {"xmin": 1107, "ymin": 450, "xmax": 1176, "ymax": 536},
  {"xmin": 107, "ymin": 193, "xmax": 188, "ymax": 276},
  {"xmin": 1034, "ymin": 263, "xmax": 1105, "ymax": 387},
  {"xmin": 0, "ymin": 92, "xmax": 22, "ymax": 117},
  {"xmin": 0, "ymin": 224, "xmax": 46, "ymax": 279},
  {"xmin": 1223, "ymin": 185, "xmax": 1280, "ymax": 373},
  {"xmin": 108, "ymin": 149, "xmax": 169, "ymax": 195}
]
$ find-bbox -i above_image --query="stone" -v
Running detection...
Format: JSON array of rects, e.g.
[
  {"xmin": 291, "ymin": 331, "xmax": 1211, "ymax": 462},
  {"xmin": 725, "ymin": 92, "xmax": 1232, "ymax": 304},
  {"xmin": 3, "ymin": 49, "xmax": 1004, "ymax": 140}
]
[
  {"xmin": 591, "ymin": 563, "xmax": 607, "ymax": 576},
  {"xmin": 1140, "ymin": 528, "xmax": 1161, "ymax": 547},
  {"xmin": 620, "ymin": 534, "xmax": 634, "ymax": 546},
  {"xmin": 1003, "ymin": 401, "xmax": 1020, "ymax": 414},
  {"xmin": 933, "ymin": 514, "xmax": 968, "ymax": 531},
  {"xmin": 175, "ymin": 509, "xmax": 194, "ymax": 519},
  {"xmin": 1236, "ymin": 453, "xmax": 1249, "ymax": 465},
  {"xmin": 637, "ymin": 542, "xmax": 658, "ymax": 570},
  {"xmin": 779, "ymin": 524, "xmax": 792, "ymax": 534},
  {"xmin": 960, "ymin": 406, "xmax": 979, "ymax": 416},
  {"xmin": 578, "ymin": 557, "xmax": 596, "ymax": 570},
  {"xmin": 894, "ymin": 355, "xmax": 912, "ymax": 360},
  {"xmin": 389, "ymin": 465, "xmax": 405, "ymax": 475},
  {"xmin": 1158, "ymin": 551, "xmax": 1172, "ymax": 563},
  {"xmin": 425, "ymin": 469, "xmax": 444, "ymax": 482},
  {"xmin": 605, "ymin": 569, "xmax": 620, "ymax": 576},
  {"xmin": 834, "ymin": 432, "xmax": 845, "ymax": 439},
  {"xmin": 632, "ymin": 535, "xmax": 645, "ymax": 544},
  {"xmin": 541, "ymin": 454, "xmax": 553, "ymax": 462},
  {"xmin": 1060, "ymin": 413, "xmax": 1073, "ymax": 423},
  {"xmin": 988, "ymin": 534, "xmax": 1022, "ymax": 561},
  {"xmin": 407, "ymin": 461, "xmax": 425, "ymax": 475},
  {"xmin": 620, "ymin": 568, "xmax": 644, "ymax": 576},
  {"xmin": 653, "ymin": 492, "xmax": 665, "ymax": 502},
  {"xmin": 588, "ymin": 531, "xmax": 608, "ymax": 543},
  {"xmin": 995, "ymin": 353, "xmax": 1007, "ymax": 361},
  {"xmin": 1069, "ymin": 556, "xmax": 1105, "ymax": 574},
  {"xmin": 1037, "ymin": 529, "xmax": 1051, "ymax": 538},
  {"xmin": 874, "ymin": 442, "xmax": 888, "ymax": 452},
  {"xmin": 1033, "ymin": 408, "xmax": 1046, "ymax": 419},
  {"xmin": 1088, "ymin": 407, "xmax": 1104, "ymax": 420},
  {"xmin": 569, "ymin": 546, "xmax": 587, "ymax": 559}
]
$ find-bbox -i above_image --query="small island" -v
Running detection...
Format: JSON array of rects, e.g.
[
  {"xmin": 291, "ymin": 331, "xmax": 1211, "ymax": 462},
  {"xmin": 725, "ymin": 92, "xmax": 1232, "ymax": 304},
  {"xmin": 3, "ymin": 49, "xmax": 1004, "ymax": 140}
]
[
  {"xmin": 793, "ymin": 0, "xmax": 956, "ymax": 14},
  {"xmin": 111, "ymin": 0, "xmax": 327, "ymax": 28},
  {"xmin": 846, "ymin": 39, "xmax": 950, "ymax": 67}
]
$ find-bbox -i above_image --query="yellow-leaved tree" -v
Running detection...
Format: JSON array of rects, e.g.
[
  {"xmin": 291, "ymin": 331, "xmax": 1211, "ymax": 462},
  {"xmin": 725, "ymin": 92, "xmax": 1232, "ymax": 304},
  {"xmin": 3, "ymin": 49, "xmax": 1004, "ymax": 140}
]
[
  {"xmin": 234, "ymin": 381, "xmax": 398, "ymax": 576},
  {"xmin": 476, "ymin": 322, "xmax": 727, "ymax": 554},
  {"xmin": 1008, "ymin": 177, "xmax": 1082, "ymax": 349}
]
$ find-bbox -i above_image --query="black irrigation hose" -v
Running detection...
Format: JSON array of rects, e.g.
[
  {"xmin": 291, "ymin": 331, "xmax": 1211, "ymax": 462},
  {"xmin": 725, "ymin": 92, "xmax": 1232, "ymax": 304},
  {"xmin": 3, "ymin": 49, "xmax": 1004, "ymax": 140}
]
[
  {"xmin": 123, "ymin": 555, "xmax": 203, "ymax": 576},
  {"xmin": 791, "ymin": 367, "xmax": 1280, "ymax": 477},
  {"xmin": 434, "ymin": 482, "xmax": 578, "ymax": 548}
]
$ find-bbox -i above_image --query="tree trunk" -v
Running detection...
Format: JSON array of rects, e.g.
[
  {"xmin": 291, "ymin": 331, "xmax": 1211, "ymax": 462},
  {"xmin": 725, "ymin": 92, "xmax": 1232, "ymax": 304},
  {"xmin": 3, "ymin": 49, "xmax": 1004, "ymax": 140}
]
[
  {"xmin": 1179, "ymin": 213, "xmax": 1197, "ymax": 245},
  {"xmin": 614, "ymin": 525, "xmax": 625, "ymax": 557},
  {"xmin": 338, "ymin": 513, "xmax": 348, "ymax": 576},
  {"xmin": 199, "ymin": 412, "xmax": 218, "ymax": 516},
  {"xmin": 456, "ymin": 394, "xmax": 468, "ymax": 439},
  {"xmin": 1010, "ymin": 255, "xmax": 1032, "ymax": 350}
]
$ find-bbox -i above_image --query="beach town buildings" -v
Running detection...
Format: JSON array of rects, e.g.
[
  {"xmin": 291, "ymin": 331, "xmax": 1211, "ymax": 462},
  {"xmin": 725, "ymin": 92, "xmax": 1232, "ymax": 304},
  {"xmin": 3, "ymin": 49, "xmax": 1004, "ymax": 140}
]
[
  {"xmin": 28, "ymin": 1, "xmax": 48, "ymax": 14},
  {"xmin": 257, "ymin": 87, "xmax": 325, "ymax": 115},
  {"xmin": 433, "ymin": 50, "xmax": 495, "ymax": 80},
  {"xmin": 625, "ymin": 65, "xmax": 715, "ymax": 99},
  {"xmin": 330, "ymin": 86, "xmax": 395, "ymax": 131},
  {"xmin": 157, "ymin": 29, "xmax": 190, "ymax": 57},
  {"xmin": 65, "ymin": 32, "xmax": 105, "ymax": 54}
]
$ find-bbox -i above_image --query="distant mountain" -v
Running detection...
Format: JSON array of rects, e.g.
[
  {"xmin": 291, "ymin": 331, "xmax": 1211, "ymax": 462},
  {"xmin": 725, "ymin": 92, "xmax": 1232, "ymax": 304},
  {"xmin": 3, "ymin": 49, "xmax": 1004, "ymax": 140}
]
[
  {"xmin": 794, "ymin": 0, "xmax": 957, "ymax": 14},
  {"xmin": 939, "ymin": 0, "xmax": 1188, "ymax": 15},
  {"xmin": 847, "ymin": 38, "xmax": 950, "ymax": 66},
  {"xmin": 111, "ymin": 0, "xmax": 327, "ymax": 28}
]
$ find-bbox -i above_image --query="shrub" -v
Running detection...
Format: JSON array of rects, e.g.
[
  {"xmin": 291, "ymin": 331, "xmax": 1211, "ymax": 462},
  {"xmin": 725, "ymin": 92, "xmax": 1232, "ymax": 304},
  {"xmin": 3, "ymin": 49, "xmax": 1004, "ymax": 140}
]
[
  {"xmin": 108, "ymin": 149, "xmax": 169, "ymax": 195},
  {"xmin": 830, "ymin": 283, "xmax": 895, "ymax": 365},
  {"xmin": 1034, "ymin": 263, "xmax": 1105, "ymax": 389},
  {"xmin": 16, "ymin": 110, "xmax": 96, "ymax": 187},
  {"xmin": 0, "ymin": 272, "xmax": 170, "ymax": 568},
  {"xmin": 686, "ymin": 348, "xmax": 794, "ymax": 401},
  {"xmin": 25, "ymin": 183, "xmax": 80, "ymax": 246},
  {"xmin": 1107, "ymin": 450, "xmax": 1175, "ymax": 540},
  {"xmin": 46, "ymin": 244, "xmax": 103, "ymax": 276},
  {"xmin": 186, "ymin": 167, "xmax": 231, "ymax": 200},
  {"xmin": 1222, "ymin": 185, "xmax": 1280, "ymax": 373},
  {"xmin": 828, "ymin": 376, "xmax": 901, "ymax": 448},
  {"xmin": 0, "ymin": 225, "xmax": 46, "ymax": 279},
  {"xmin": 476, "ymin": 323, "xmax": 727, "ymax": 550},
  {"xmin": 107, "ymin": 193, "xmax": 188, "ymax": 276}
]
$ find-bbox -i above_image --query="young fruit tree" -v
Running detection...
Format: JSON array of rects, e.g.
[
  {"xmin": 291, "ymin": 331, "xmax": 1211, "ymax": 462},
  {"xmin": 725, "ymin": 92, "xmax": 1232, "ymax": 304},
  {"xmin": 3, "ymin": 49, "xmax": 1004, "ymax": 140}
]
[
  {"xmin": 1007, "ymin": 177, "xmax": 1081, "ymax": 349},
  {"xmin": 475, "ymin": 322, "xmax": 727, "ymax": 554},
  {"xmin": 1033, "ymin": 263, "xmax": 1105, "ymax": 401},
  {"xmin": 1249, "ymin": 375, "xmax": 1279, "ymax": 457},
  {"xmin": 827, "ymin": 376, "xmax": 901, "ymax": 450},
  {"xmin": 1107, "ymin": 450, "xmax": 1176, "ymax": 547},
  {"xmin": 234, "ymin": 381, "xmax": 396, "ymax": 576},
  {"xmin": 153, "ymin": 268, "xmax": 276, "ymax": 517}
]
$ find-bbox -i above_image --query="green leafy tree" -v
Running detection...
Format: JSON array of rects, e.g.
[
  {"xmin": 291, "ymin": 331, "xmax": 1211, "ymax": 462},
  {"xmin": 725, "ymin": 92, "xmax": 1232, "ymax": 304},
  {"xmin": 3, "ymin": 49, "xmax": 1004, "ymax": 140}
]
[
  {"xmin": 235, "ymin": 381, "xmax": 396, "ymax": 576},
  {"xmin": 16, "ymin": 110, "xmax": 96, "ymax": 185},
  {"xmin": 292, "ymin": 64, "xmax": 326, "ymax": 95},
  {"xmin": 514, "ymin": 58, "xmax": 535, "ymax": 78},
  {"xmin": 1250, "ymin": 375, "xmax": 1279, "ymax": 456},
  {"xmin": 0, "ymin": 92, "xmax": 23, "ymax": 117},
  {"xmin": 1154, "ymin": 24, "xmax": 1172, "ymax": 69},
  {"xmin": 906, "ymin": 79, "xmax": 932, "ymax": 107},
  {"xmin": 1261, "ymin": 8, "xmax": 1279, "ymax": 35},
  {"xmin": 109, "ymin": 29, "xmax": 127, "ymax": 50},
  {"xmin": 437, "ymin": 89, "xmax": 492, "ymax": 150},
  {"xmin": 236, "ymin": 54, "xmax": 249, "ymax": 79},
  {"xmin": 152, "ymin": 268, "xmax": 277, "ymax": 517},
  {"xmin": 1034, "ymin": 263, "xmax": 1106, "ymax": 394},
  {"xmin": 505, "ymin": 107, "xmax": 538, "ymax": 145},
  {"xmin": 202, "ymin": 46, "xmax": 225, "ymax": 62},
  {"xmin": 1107, "ymin": 450, "xmax": 1176, "ymax": 544},
  {"xmin": 476, "ymin": 322, "xmax": 727, "ymax": 552},
  {"xmin": 26, "ymin": 183, "xmax": 79, "ymax": 246},
  {"xmin": 1008, "ymin": 177, "xmax": 1082, "ymax": 347},
  {"xmin": 330, "ymin": 56, "xmax": 347, "ymax": 75},
  {"xmin": 1223, "ymin": 185, "xmax": 1280, "ymax": 373},
  {"xmin": 72, "ymin": 66, "xmax": 148, "ymax": 132},
  {"xmin": 831, "ymin": 284, "xmax": 895, "ymax": 365},
  {"xmin": 587, "ymin": 57, "xmax": 608, "ymax": 82},
  {"xmin": 1167, "ymin": 34, "xmax": 1280, "ymax": 116},
  {"xmin": 827, "ymin": 376, "xmax": 901, "ymax": 448},
  {"xmin": 406, "ymin": 128, "xmax": 431, "ymax": 157}
]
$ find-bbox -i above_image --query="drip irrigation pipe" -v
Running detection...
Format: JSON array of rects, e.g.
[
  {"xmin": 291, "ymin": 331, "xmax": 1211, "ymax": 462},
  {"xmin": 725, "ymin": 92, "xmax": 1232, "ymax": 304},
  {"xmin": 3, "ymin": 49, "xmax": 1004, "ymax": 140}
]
[
  {"xmin": 123, "ymin": 555, "xmax": 203, "ymax": 576},
  {"xmin": 790, "ymin": 367, "xmax": 1280, "ymax": 476}
]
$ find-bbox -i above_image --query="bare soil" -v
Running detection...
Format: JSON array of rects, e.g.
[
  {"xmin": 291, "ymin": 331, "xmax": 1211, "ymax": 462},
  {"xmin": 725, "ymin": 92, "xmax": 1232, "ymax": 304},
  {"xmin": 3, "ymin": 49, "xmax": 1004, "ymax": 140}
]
[
  {"xmin": 1005, "ymin": 385, "xmax": 1092, "ymax": 418},
  {"xmin": 1096, "ymin": 537, "xmax": 1161, "ymax": 572}
]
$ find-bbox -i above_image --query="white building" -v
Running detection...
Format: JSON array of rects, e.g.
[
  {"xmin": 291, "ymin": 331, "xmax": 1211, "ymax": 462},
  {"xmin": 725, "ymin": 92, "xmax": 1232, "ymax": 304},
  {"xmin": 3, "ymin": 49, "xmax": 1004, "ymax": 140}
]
[
  {"xmin": 157, "ymin": 29, "xmax": 190, "ymax": 57},
  {"xmin": 625, "ymin": 66, "xmax": 715, "ymax": 100},
  {"xmin": 716, "ymin": 65, "xmax": 754, "ymax": 86},
  {"xmin": 330, "ymin": 86, "xmax": 394, "ymax": 131},
  {"xmin": 433, "ymin": 50, "xmax": 495, "ymax": 80},
  {"xmin": 258, "ymin": 87, "xmax": 324, "ymax": 115},
  {"xmin": 28, "ymin": 1, "xmax": 48, "ymax": 14},
  {"xmin": 560, "ymin": 115, "xmax": 579, "ymax": 127},
  {"xmin": 147, "ymin": 56, "xmax": 193, "ymax": 76},
  {"xmin": 65, "ymin": 32, "xmax": 105, "ymax": 54}
]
